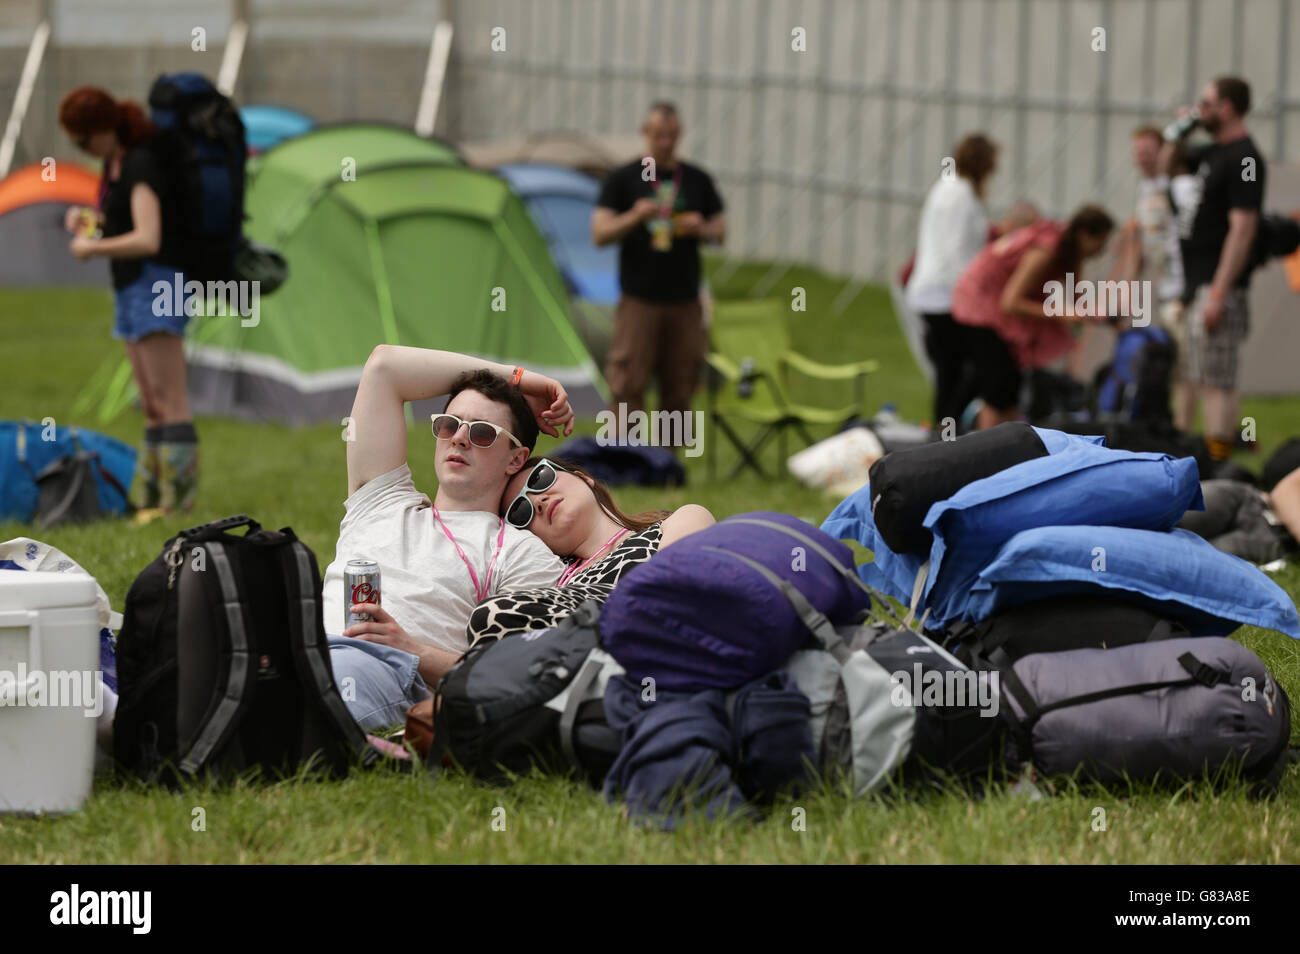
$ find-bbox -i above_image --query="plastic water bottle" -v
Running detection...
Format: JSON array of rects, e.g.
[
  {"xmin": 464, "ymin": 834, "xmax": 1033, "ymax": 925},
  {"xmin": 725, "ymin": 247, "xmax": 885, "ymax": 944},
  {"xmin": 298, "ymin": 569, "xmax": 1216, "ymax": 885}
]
[
  {"xmin": 1162, "ymin": 114, "xmax": 1199, "ymax": 143},
  {"xmin": 738, "ymin": 358, "xmax": 755, "ymax": 398}
]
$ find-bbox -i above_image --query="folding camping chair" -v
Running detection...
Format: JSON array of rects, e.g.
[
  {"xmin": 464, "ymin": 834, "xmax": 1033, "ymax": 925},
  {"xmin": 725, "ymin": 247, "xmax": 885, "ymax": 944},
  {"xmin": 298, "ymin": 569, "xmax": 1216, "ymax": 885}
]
[{"xmin": 706, "ymin": 298, "xmax": 878, "ymax": 480}]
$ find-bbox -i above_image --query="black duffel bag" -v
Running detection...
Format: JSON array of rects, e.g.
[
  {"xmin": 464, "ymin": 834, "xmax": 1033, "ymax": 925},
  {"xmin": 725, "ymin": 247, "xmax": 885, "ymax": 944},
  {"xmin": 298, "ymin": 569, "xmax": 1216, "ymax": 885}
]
[{"xmin": 943, "ymin": 594, "xmax": 1190, "ymax": 670}]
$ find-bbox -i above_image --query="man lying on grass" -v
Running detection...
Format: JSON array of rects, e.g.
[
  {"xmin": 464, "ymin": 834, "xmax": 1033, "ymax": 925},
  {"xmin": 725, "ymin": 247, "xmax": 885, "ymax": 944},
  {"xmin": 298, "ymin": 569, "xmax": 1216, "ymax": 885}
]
[{"xmin": 321, "ymin": 346, "xmax": 572, "ymax": 729}]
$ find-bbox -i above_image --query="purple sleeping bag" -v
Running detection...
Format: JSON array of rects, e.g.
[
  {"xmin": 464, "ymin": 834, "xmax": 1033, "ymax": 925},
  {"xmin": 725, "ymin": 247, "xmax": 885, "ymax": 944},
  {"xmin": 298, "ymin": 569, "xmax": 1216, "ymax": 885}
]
[{"xmin": 599, "ymin": 512, "xmax": 873, "ymax": 692}]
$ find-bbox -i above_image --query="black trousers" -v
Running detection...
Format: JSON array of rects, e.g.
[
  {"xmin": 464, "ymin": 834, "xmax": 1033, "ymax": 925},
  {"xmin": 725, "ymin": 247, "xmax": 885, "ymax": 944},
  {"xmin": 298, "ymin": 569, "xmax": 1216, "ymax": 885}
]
[{"xmin": 922, "ymin": 312, "xmax": 979, "ymax": 428}]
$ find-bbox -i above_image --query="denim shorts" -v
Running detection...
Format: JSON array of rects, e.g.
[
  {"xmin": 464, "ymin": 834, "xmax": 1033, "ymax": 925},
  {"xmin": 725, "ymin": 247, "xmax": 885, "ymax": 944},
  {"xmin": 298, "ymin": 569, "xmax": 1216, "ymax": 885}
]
[{"xmin": 113, "ymin": 260, "xmax": 191, "ymax": 342}]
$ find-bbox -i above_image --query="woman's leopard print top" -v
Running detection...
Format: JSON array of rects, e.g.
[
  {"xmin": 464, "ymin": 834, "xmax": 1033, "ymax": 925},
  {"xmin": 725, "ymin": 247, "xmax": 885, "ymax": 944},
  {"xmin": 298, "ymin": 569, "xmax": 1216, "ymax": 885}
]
[{"xmin": 466, "ymin": 523, "xmax": 663, "ymax": 644}]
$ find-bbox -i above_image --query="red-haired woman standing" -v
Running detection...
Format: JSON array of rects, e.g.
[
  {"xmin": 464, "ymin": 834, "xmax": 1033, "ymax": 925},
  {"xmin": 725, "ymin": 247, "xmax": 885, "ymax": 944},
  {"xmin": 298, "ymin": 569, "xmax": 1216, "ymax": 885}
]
[{"xmin": 58, "ymin": 87, "xmax": 198, "ymax": 519}]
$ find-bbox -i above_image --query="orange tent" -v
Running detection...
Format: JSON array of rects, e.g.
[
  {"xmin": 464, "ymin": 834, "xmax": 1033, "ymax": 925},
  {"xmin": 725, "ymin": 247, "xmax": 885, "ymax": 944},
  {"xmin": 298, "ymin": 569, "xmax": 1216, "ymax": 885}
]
[
  {"xmin": 0, "ymin": 160, "xmax": 99, "ymax": 217},
  {"xmin": 0, "ymin": 160, "xmax": 106, "ymax": 287}
]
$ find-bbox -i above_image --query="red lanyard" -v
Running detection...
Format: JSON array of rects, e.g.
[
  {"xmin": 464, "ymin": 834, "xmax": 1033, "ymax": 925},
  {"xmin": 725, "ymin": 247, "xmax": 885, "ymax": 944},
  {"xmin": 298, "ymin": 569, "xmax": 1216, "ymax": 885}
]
[{"xmin": 432, "ymin": 508, "xmax": 506, "ymax": 603}]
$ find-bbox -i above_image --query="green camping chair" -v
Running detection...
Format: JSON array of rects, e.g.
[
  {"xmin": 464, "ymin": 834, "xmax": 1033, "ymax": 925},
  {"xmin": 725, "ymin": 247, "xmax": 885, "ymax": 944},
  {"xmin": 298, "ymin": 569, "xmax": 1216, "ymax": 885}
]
[{"xmin": 706, "ymin": 298, "xmax": 879, "ymax": 480}]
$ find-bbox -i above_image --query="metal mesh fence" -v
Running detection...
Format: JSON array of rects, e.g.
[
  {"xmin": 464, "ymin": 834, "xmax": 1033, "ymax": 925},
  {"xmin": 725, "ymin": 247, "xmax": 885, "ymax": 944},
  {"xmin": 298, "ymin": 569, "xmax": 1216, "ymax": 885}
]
[{"xmin": 3, "ymin": 0, "xmax": 1298, "ymax": 284}]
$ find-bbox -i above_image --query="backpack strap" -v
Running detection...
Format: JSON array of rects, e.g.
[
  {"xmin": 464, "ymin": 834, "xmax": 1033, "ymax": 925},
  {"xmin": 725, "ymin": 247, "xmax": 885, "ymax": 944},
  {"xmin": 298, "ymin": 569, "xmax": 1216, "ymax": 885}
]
[
  {"xmin": 33, "ymin": 455, "xmax": 91, "ymax": 530},
  {"xmin": 724, "ymin": 517, "xmax": 906, "ymax": 627},
  {"xmin": 91, "ymin": 455, "xmax": 136, "ymax": 514},
  {"xmin": 558, "ymin": 652, "xmax": 606, "ymax": 771},
  {"xmin": 701, "ymin": 545, "xmax": 851, "ymax": 664},
  {"xmin": 278, "ymin": 540, "xmax": 378, "ymax": 768},
  {"xmin": 14, "ymin": 422, "xmax": 38, "ymax": 483},
  {"xmin": 178, "ymin": 541, "xmax": 256, "ymax": 775}
]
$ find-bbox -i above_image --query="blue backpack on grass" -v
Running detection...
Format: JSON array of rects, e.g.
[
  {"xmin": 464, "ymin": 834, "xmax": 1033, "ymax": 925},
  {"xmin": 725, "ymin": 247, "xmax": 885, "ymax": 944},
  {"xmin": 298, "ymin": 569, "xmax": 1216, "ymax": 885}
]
[{"xmin": 0, "ymin": 420, "xmax": 136, "ymax": 524}]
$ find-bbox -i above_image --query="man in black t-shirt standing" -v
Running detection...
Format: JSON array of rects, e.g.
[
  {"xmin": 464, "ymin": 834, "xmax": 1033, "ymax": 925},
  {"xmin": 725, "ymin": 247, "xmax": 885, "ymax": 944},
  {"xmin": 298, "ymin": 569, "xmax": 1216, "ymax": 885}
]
[
  {"xmin": 1161, "ymin": 75, "xmax": 1266, "ymax": 462},
  {"xmin": 592, "ymin": 102, "xmax": 726, "ymax": 437}
]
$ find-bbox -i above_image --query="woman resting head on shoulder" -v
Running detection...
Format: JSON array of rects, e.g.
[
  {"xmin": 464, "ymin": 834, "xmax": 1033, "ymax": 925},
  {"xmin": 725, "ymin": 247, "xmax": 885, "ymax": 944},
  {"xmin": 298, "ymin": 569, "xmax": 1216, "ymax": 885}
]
[{"xmin": 466, "ymin": 456, "xmax": 714, "ymax": 643}]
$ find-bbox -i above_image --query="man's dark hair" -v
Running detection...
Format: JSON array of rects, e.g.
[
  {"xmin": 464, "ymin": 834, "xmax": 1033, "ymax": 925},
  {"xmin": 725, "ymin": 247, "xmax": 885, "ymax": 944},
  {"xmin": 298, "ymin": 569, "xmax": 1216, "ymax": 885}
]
[
  {"xmin": 647, "ymin": 100, "xmax": 679, "ymax": 121},
  {"xmin": 444, "ymin": 370, "xmax": 539, "ymax": 451},
  {"xmin": 1214, "ymin": 76, "xmax": 1251, "ymax": 117}
]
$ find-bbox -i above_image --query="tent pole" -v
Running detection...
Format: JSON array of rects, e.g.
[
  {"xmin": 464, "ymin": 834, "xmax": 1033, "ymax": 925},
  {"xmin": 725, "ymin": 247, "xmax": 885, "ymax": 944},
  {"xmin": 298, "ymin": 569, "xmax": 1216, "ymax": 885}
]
[
  {"xmin": 415, "ymin": 20, "xmax": 455, "ymax": 137},
  {"xmin": 364, "ymin": 219, "xmax": 401, "ymax": 348},
  {"xmin": 216, "ymin": 20, "xmax": 249, "ymax": 98},
  {"xmin": 217, "ymin": 0, "xmax": 251, "ymax": 98},
  {"xmin": 490, "ymin": 219, "xmax": 610, "ymax": 402},
  {"xmin": 0, "ymin": 19, "xmax": 51, "ymax": 179}
]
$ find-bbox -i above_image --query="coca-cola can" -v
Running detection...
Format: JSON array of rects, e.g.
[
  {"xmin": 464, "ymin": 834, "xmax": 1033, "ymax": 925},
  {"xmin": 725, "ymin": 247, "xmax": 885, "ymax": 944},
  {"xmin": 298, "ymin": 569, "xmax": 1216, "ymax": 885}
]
[{"xmin": 344, "ymin": 559, "xmax": 381, "ymax": 631}]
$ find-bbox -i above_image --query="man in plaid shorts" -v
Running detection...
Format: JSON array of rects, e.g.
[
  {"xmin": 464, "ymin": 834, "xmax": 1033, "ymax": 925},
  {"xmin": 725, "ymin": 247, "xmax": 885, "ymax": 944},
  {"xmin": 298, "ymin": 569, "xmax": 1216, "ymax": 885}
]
[{"xmin": 1162, "ymin": 76, "xmax": 1265, "ymax": 462}]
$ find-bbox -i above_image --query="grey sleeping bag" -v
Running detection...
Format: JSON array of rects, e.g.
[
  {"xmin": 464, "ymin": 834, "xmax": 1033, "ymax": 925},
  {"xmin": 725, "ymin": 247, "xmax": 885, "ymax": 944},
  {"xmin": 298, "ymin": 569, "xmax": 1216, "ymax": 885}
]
[{"xmin": 1001, "ymin": 636, "xmax": 1291, "ymax": 792}]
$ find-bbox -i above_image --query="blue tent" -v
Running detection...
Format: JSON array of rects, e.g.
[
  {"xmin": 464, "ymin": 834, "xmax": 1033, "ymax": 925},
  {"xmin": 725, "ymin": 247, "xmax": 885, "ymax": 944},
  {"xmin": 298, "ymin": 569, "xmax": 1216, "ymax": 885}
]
[
  {"xmin": 240, "ymin": 104, "xmax": 315, "ymax": 154},
  {"xmin": 496, "ymin": 163, "xmax": 620, "ymax": 305}
]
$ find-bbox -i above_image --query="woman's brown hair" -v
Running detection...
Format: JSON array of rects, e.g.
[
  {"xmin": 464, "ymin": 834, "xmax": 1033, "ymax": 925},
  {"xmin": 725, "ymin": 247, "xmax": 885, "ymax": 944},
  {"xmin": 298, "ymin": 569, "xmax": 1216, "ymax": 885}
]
[
  {"xmin": 953, "ymin": 133, "xmax": 998, "ymax": 197},
  {"xmin": 515, "ymin": 457, "xmax": 670, "ymax": 533},
  {"xmin": 58, "ymin": 86, "xmax": 155, "ymax": 148},
  {"xmin": 1045, "ymin": 203, "xmax": 1116, "ymax": 279}
]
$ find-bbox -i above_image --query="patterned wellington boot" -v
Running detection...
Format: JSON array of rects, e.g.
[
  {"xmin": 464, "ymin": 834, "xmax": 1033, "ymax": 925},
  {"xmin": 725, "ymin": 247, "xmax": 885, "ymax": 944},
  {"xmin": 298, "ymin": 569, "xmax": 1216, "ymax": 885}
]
[
  {"xmin": 131, "ymin": 431, "xmax": 166, "ymax": 527},
  {"xmin": 158, "ymin": 429, "xmax": 200, "ymax": 515}
]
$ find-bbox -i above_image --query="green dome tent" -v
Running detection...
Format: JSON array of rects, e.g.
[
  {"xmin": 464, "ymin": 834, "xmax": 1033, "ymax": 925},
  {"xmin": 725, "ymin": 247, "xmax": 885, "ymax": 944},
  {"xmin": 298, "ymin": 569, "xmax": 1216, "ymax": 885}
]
[{"xmin": 184, "ymin": 123, "xmax": 606, "ymax": 424}]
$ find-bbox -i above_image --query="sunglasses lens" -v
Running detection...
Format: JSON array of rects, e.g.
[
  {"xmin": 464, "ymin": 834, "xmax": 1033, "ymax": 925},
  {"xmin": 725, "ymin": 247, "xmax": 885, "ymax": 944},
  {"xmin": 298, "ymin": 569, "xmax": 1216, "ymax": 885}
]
[
  {"xmin": 432, "ymin": 415, "xmax": 458, "ymax": 439},
  {"xmin": 506, "ymin": 495, "xmax": 534, "ymax": 528},
  {"xmin": 470, "ymin": 422, "xmax": 500, "ymax": 446},
  {"xmin": 527, "ymin": 463, "xmax": 557, "ymax": 492}
]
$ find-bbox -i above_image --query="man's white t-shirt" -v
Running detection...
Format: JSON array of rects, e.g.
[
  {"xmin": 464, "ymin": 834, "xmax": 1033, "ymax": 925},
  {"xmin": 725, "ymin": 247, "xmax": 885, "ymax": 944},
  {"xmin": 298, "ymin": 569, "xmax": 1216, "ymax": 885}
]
[
  {"xmin": 320, "ymin": 463, "xmax": 564, "ymax": 655},
  {"xmin": 1136, "ymin": 174, "xmax": 1186, "ymax": 303}
]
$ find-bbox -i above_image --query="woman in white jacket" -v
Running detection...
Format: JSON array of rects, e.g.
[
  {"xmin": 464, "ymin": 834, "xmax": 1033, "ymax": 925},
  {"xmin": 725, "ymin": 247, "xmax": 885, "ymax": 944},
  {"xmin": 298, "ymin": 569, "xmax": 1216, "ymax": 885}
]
[{"xmin": 906, "ymin": 134, "xmax": 999, "ymax": 432}]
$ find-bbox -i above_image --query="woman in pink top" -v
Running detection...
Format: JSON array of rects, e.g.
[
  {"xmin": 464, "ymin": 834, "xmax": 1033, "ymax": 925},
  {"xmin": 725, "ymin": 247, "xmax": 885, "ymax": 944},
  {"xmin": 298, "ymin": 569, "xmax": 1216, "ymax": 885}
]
[{"xmin": 952, "ymin": 204, "xmax": 1115, "ymax": 429}]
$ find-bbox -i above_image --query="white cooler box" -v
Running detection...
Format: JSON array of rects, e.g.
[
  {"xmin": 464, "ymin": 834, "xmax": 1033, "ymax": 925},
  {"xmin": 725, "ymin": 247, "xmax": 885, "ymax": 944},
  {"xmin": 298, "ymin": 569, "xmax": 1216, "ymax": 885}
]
[{"xmin": 0, "ymin": 568, "xmax": 101, "ymax": 813}]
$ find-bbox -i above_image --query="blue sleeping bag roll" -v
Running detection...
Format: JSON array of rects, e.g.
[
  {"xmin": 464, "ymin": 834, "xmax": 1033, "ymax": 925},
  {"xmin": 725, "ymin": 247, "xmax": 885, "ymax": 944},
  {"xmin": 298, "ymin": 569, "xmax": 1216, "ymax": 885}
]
[
  {"xmin": 967, "ymin": 525, "xmax": 1300, "ymax": 639},
  {"xmin": 822, "ymin": 427, "xmax": 1205, "ymax": 627}
]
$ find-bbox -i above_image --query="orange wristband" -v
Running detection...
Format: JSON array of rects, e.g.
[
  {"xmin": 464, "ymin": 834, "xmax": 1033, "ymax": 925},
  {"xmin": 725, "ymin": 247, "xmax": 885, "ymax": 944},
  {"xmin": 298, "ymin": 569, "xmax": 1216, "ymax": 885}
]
[{"xmin": 510, "ymin": 366, "xmax": 524, "ymax": 387}]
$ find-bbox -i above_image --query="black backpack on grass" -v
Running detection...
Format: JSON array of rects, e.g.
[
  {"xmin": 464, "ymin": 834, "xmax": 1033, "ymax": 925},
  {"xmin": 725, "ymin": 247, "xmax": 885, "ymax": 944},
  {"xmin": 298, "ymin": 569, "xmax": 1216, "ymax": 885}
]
[
  {"xmin": 429, "ymin": 601, "xmax": 623, "ymax": 785},
  {"xmin": 114, "ymin": 514, "xmax": 387, "ymax": 784}
]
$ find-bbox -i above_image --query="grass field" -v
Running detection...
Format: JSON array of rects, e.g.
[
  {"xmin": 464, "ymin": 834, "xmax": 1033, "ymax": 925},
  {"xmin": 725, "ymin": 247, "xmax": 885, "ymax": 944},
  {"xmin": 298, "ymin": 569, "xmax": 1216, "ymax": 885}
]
[{"xmin": 2, "ymin": 270, "xmax": 1299, "ymax": 864}]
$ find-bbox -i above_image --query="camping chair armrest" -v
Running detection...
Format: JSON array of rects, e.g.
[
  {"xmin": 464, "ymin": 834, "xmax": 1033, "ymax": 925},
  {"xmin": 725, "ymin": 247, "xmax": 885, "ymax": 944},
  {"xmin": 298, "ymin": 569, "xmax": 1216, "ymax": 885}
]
[
  {"xmin": 780, "ymin": 351, "xmax": 880, "ymax": 381},
  {"xmin": 706, "ymin": 352, "xmax": 743, "ymax": 382}
]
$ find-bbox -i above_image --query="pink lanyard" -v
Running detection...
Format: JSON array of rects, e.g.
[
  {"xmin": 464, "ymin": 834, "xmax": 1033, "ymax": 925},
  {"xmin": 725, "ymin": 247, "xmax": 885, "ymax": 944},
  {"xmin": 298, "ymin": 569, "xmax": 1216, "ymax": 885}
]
[
  {"xmin": 432, "ymin": 508, "xmax": 506, "ymax": 603},
  {"xmin": 558, "ymin": 528, "xmax": 630, "ymax": 587}
]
